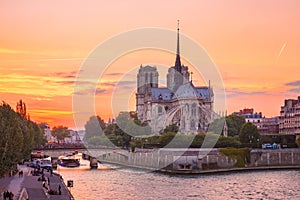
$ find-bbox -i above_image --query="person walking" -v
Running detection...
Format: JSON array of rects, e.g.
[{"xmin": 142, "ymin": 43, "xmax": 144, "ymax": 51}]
[
  {"xmin": 58, "ymin": 185, "xmax": 61, "ymax": 195},
  {"xmin": 9, "ymin": 192, "xmax": 13, "ymax": 200}
]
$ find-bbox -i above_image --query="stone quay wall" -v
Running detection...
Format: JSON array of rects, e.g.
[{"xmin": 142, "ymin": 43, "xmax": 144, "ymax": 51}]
[{"xmin": 99, "ymin": 148, "xmax": 300, "ymax": 172}]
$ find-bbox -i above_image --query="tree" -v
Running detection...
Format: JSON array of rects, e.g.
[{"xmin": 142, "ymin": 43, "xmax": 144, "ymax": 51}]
[
  {"xmin": 87, "ymin": 136, "xmax": 114, "ymax": 147},
  {"xmin": 157, "ymin": 132, "xmax": 176, "ymax": 147},
  {"xmin": 84, "ymin": 116, "xmax": 106, "ymax": 141},
  {"xmin": 0, "ymin": 102, "xmax": 45, "ymax": 176},
  {"xmin": 163, "ymin": 123, "xmax": 179, "ymax": 133},
  {"xmin": 216, "ymin": 136, "xmax": 241, "ymax": 148},
  {"xmin": 31, "ymin": 121, "xmax": 44, "ymax": 146},
  {"xmin": 52, "ymin": 126, "xmax": 70, "ymax": 142},
  {"xmin": 208, "ymin": 117, "xmax": 226, "ymax": 135},
  {"xmin": 239, "ymin": 122, "xmax": 260, "ymax": 148},
  {"xmin": 226, "ymin": 114, "xmax": 246, "ymax": 137},
  {"xmin": 0, "ymin": 103, "xmax": 23, "ymax": 176}
]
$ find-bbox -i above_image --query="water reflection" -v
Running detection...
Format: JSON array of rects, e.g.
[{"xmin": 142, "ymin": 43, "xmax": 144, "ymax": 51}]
[{"xmin": 57, "ymin": 166, "xmax": 300, "ymax": 200}]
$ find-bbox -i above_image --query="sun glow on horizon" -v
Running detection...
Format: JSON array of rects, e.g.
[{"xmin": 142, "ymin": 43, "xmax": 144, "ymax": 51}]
[{"xmin": 0, "ymin": 0, "xmax": 299, "ymax": 128}]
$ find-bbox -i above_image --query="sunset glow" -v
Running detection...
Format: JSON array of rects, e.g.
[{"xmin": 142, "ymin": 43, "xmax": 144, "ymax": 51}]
[{"xmin": 1, "ymin": 0, "xmax": 299, "ymax": 129}]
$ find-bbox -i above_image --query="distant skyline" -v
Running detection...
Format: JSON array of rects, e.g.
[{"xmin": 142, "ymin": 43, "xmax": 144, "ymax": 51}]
[{"xmin": 0, "ymin": 0, "xmax": 299, "ymax": 128}]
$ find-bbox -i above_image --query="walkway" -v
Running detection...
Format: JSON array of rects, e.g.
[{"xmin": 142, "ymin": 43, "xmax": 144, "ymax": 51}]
[{"xmin": 0, "ymin": 165, "xmax": 73, "ymax": 200}]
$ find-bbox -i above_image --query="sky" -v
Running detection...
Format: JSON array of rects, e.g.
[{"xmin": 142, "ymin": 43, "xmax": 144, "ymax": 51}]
[{"xmin": 0, "ymin": 0, "xmax": 299, "ymax": 129}]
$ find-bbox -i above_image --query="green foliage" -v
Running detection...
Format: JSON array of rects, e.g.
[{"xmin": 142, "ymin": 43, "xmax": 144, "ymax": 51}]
[
  {"xmin": 52, "ymin": 126, "xmax": 70, "ymax": 142},
  {"xmin": 190, "ymin": 134, "xmax": 205, "ymax": 148},
  {"xmin": 201, "ymin": 133, "xmax": 220, "ymax": 148},
  {"xmin": 219, "ymin": 148, "xmax": 250, "ymax": 167},
  {"xmin": 216, "ymin": 136, "xmax": 241, "ymax": 148},
  {"xmin": 157, "ymin": 132, "xmax": 176, "ymax": 147},
  {"xmin": 87, "ymin": 136, "xmax": 114, "ymax": 147},
  {"xmin": 84, "ymin": 116, "xmax": 106, "ymax": 141},
  {"xmin": 239, "ymin": 122, "xmax": 260, "ymax": 148},
  {"xmin": 104, "ymin": 123, "xmax": 129, "ymax": 147},
  {"xmin": 31, "ymin": 121, "xmax": 44, "ymax": 147},
  {"xmin": 208, "ymin": 117, "xmax": 226, "ymax": 135},
  {"xmin": 226, "ymin": 114, "xmax": 246, "ymax": 137},
  {"xmin": 0, "ymin": 102, "xmax": 43, "ymax": 176},
  {"xmin": 163, "ymin": 123, "xmax": 179, "ymax": 133}
]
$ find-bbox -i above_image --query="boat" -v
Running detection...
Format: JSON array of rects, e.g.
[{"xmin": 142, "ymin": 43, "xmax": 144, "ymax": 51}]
[
  {"xmin": 30, "ymin": 156, "xmax": 52, "ymax": 169},
  {"xmin": 39, "ymin": 156, "xmax": 52, "ymax": 169},
  {"xmin": 57, "ymin": 153, "xmax": 91, "ymax": 169}
]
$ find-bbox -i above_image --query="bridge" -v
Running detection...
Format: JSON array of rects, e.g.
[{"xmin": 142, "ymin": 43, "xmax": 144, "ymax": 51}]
[
  {"xmin": 32, "ymin": 148, "xmax": 300, "ymax": 173},
  {"xmin": 32, "ymin": 147, "xmax": 130, "ymax": 159}
]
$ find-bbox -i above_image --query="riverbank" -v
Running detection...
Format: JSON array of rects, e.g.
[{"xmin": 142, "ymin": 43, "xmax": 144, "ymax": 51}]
[
  {"xmin": 97, "ymin": 148, "xmax": 300, "ymax": 175},
  {"xmin": 0, "ymin": 165, "xmax": 74, "ymax": 200},
  {"xmin": 159, "ymin": 165, "xmax": 300, "ymax": 175},
  {"xmin": 100, "ymin": 159, "xmax": 300, "ymax": 175}
]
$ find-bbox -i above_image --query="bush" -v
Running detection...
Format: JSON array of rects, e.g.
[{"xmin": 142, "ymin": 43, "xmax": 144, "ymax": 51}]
[{"xmin": 219, "ymin": 148, "xmax": 250, "ymax": 167}]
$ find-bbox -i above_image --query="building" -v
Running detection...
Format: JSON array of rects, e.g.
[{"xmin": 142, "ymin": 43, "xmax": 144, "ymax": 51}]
[
  {"xmin": 258, "ymin": 117, "xmax": 279, "ymax": 134},
  {"xmin": 64, "ymin": 130, "xmax": 82, "ymax": 144},
  {"xmin": 234, "ymin": 108, "xmax": 279, "ymax": 134},
  {"xmin": 136, "ymin": 25, "xmax": 214, "ymax": 134},
  {"xmin": 233, "ymin": 108, "xmax": 262, "ymax": 123},
  {"xmin": 279, "ymin": 96, "xmax": 300, "ymax": 135},
  {"xmin": 40, "ymin": 123, "xmax": 56, "ymax": 143}
]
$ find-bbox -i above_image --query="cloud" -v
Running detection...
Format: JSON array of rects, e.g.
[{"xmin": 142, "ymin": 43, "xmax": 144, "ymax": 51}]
[
  {"xmin": 286, "ymin": 80, "xmax": 300, "ymax": 86},
  {"xmin": 288, "ymin": 88, "xmax": 300, "ymax": 93},
  {"xmin": 104, "ymin": 73, "xmax": 124, "ymax": 76},
  {"xmin": 226, "ymin": 88, "xmax": 267, "ymax": 98},
  {"xmin": 99, "ymin": 80, "xmax": 136, "ymax": 88},
  {"xmin": 117, "ymin": 81, "xmax": 136, "ymax": 86},
  {"xmin": 100, "ymin": 82, "xmax": 116, "ymax": 87},
  {"xmin": 53, "ymin": 71, "xmax": 77, "ymax": 79},
  {"xmin": 57, "ymin": 81, "xmax": 75, "ymax": 85},
  {"xmin": 95, "ymin": 89, "xmax": 107, "ymax": 95},
  {"xmin": 285, "ymin": 80, "xmax": 300, "ymax": 93},
  {"xmin": 73, "ymin": 88, "xmax": 107, "ymax": 96}
]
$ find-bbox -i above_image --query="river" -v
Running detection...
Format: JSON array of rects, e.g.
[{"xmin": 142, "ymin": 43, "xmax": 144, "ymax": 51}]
[{"xmin": 57, "ymin": 165, "xmax": 300, "ymax": 200}]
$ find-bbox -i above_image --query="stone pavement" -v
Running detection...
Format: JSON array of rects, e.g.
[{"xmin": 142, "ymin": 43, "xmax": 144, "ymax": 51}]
[
  {"xmin": 1, "ymin": 165, "xmax": 73, "ymax": 200},
  {"xmin": 0, "ymin": 165, "xmax": 30, "ymax": 200}
]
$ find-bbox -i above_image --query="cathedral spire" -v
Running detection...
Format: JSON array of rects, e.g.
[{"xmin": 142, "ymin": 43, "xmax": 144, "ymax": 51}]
[{"xmin": 175, "ymin": 20, "xmax": 182, "ymax": 72}]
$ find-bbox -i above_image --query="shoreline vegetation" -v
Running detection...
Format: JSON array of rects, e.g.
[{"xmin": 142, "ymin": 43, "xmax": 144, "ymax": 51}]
[
  {"xmin": 1, "ymin": 101, "xmax": 299, "ymax": 178},
  {"xmin": 0, "ymin": 102, "xmax": 44, "ymax": 177}
]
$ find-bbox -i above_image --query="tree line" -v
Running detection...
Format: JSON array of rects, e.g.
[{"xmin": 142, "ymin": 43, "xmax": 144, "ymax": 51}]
[
  {"xmin": 83, "ymin": 112, "xmax": 298, "ymax": 150},
  {"xmin": 83, "ymin": 112, "xmax": 262, "ymax": 150},
  {"xmin": 0, "ymin": 102, "xmax": 44, "ymax": 176}
]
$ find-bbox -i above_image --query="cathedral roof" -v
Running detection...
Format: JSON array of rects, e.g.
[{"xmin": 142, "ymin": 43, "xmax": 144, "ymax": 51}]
[
  {"xmin": 151, "ymin": 88, "xmax": 173, "ymax": 100},
  {"xmin": 151, "ymin": 82, "xmax": 211, "ymax": 101},
  {"xmin": 175, "ymin": 82, "xmax": 211, "ymax": 99},
  {"xmin": 175, "ymin": 82, "xmax": 198, "ymax": 98},
  {"xmin": 195, "ymin": 87, "xmax": 211, "ymax": 99}
]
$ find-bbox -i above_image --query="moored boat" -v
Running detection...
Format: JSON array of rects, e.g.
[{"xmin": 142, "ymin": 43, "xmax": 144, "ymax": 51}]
[{"xmin": 57, "ymin": 153, "xmax": 90, "ymax": 169}]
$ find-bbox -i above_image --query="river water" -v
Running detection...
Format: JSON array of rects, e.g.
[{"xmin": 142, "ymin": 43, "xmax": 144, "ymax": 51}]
[{"xmin": 57, "ymin": 165, "xmax": 300, "ymax": 200}]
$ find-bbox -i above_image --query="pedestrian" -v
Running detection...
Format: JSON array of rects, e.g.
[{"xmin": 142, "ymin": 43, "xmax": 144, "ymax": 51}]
[
  {"xmin": 5, "ymin": 190, "xmax": 9, "ymax": 199},
  {"xmin": 9, "ymin": 192, "xmax": 13, "ymax": 200},
  {"xmin": 58, "ymin": 185, "xmax": 61, "ymax": 195},
  {"xmin": 48, "ymin": 177, "xmax": 50, "ymax": 185},
  {"xmin": 3, "ymin": 191, "xmax": 6, "ymax": 200},
  {"xmin": 18, "ymin": 170, "xmax": 23, "ymax": 177}
]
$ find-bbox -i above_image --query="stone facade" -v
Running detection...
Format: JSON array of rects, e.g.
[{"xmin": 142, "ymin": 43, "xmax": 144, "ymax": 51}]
[
  {"xmin": 136, "ymin": 27, "xmax": 213, "ymax": 134},
  {"xmin": 279, "ymin": 96, "xmax": 300, "ymax": 135}
]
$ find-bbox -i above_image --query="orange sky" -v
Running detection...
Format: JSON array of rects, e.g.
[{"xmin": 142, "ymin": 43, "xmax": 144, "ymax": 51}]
[{"xmin": 0, "ymin": 0, "xmax": 299, "ymax": 129}]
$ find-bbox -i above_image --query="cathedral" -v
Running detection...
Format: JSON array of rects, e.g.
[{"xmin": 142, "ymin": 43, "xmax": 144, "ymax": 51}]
[{"xmin": 136, "ymin": 26, "xmax": 214, "ymax": 134}]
